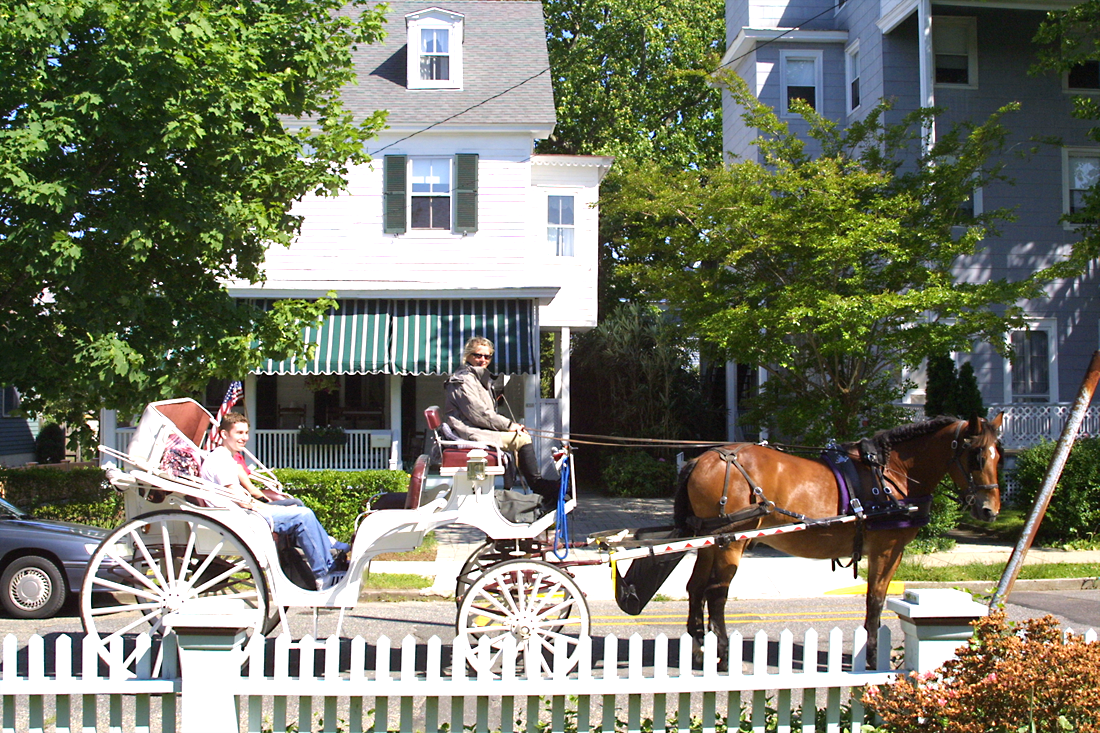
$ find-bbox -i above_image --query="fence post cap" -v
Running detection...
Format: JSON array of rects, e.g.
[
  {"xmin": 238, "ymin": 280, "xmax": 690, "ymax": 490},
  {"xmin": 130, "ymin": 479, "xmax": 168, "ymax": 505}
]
[{"xmin": 887, "ymin": 588, "xmax": 989, "ymax": 621}]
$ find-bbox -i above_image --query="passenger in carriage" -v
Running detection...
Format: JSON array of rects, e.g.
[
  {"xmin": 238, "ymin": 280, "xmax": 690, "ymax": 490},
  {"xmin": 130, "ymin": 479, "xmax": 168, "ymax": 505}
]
[
  {"xmin": 201, "ymin": 412, "xmax": 346, "ymax": 590},
  {"xmin": 444, "ymin": 336, "xmax": 559, "ymax": 503}
]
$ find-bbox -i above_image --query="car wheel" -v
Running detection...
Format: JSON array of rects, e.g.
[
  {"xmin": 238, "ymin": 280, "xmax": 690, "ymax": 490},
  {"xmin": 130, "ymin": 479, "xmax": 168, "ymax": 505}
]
[{"xmin": 1, "ymin": 556, "xmax": 67, "ymax": 619}]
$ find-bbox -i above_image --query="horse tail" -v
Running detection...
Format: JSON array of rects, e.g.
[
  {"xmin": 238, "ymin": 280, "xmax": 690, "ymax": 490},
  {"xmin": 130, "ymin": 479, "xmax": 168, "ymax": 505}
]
[{"xmin": 673, "ymin": 458, "xmax": 699, "ymax": 533}]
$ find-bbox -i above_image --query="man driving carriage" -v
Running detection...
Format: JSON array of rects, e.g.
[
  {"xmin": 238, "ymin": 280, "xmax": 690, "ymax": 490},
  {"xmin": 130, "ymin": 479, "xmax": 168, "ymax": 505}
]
[
  {"xmin": 444, "ymin": 336, "xmax": 559, "ymax": 502},
  {"xmin": 201, "ymin": 412, "xmax": 346, "ymax": 590}
]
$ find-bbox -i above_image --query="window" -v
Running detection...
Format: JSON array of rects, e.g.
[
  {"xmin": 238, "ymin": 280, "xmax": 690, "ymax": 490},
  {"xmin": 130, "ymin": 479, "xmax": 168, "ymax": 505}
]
[
  {"xmin": 933, "ymin": 17, "xmax": 978, "ymax": 87},
  {"xmin": 548, "ymin": 195, "xmax": 575, "ymax": 256},
  {"xmin": 846, "ymin": 42, "xmax": 861, "ymax": 112},
  {"xmin": 0, "ymin": 386, "xmax": 20, "ymax": 418},
  {"xmin": 780, "ymin": 50, "xmax": 822, "ymax": 116},
  {"xmin": 411, "ymin": 158, "xmax": 451, "ymax": 230},
  {"xmin": 1063, "ymin": 149, "xmax": 1100, "ymax": 217},
  {"xmin": 419, "ymin": 29, "xmax": 450, "ymax": 81},
  {"xmin": 1009, "ymin": 330, "xmax": 1051, "ymax": 402},
  {"xmin": 1068, "ymin": 60, "xmax": 1100, "ymax": 91},
  {"xmin": 382, "ymin": 154, "xmax": 478, "ymax": 234},
  {"xmin": 405, "ymin": 10, "xmax": 464, "ymax": 90}
]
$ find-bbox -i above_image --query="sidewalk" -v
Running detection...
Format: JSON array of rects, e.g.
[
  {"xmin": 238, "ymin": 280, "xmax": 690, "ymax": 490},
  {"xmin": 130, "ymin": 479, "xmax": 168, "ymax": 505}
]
[{"xmin": 367, "ymin": 495, "xmax": 1100, "ymax": 601}]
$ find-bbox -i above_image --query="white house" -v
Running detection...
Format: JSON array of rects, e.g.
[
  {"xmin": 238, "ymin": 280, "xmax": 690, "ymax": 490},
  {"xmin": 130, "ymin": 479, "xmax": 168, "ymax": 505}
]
[{"xmin": 102, "ymin": 1, "xmax": 612, "ymax": 470}]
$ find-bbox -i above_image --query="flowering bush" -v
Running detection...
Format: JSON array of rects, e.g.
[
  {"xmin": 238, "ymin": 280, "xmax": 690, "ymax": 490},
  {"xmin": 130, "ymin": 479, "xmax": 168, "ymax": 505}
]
[{"xmin": 863, "ymin": 611, "xmax": 1100, "ymax": 732}]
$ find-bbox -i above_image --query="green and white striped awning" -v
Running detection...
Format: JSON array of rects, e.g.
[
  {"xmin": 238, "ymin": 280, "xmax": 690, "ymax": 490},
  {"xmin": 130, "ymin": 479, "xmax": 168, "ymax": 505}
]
[
  {"xmin": 390, "ymin": 299, "xmax": 537, "ymax": 375},
  {"xmin": 255, "ymin": 298, "xmax": 537, "ymax": 376}
]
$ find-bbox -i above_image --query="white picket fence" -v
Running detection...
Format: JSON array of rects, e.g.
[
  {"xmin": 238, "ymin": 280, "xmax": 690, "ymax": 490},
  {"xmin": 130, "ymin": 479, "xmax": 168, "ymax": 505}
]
[{"xmin": 2, "ymin": 627, "xmax": 898, "ymax": 733}]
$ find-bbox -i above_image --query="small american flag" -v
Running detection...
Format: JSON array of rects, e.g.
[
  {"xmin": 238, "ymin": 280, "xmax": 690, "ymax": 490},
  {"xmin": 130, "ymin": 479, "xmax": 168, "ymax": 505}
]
[{"xmin": 208, "ymin": 381, "xmax": 244, "ymax": 448}]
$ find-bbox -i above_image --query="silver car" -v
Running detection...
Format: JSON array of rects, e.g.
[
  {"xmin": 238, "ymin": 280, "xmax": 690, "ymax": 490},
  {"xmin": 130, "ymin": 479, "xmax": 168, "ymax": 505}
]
[{"xmin": 0, "ymin": 496, "xmax": 109, "ymax": 618}]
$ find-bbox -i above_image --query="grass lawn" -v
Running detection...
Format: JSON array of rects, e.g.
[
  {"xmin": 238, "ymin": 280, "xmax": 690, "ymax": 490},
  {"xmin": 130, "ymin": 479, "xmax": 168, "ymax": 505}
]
[
  {"xmin": 370, "ymin": 531, "xmax": 438, "ymax": 561},
  {"xmin": 361, "ymin": 571, "xmax": 433, "ymax": 590},
  {"xmin": 884, "ymin": 560, "xmax": 1100, "ymax": 583}
]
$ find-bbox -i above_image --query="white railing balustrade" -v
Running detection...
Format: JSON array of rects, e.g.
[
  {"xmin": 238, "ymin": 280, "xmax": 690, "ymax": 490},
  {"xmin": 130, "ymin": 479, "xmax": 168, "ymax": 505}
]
[
  {"xmin": 101, "ymin": 428, "xmax": 397, "ymax": 471},
  {"xmin": 251, "ymin": 430, "xmax": 396, "ymax": 471},
  {"xmin": 987, "ymin": 403, "xmax": 1100, "ymax": 450}
]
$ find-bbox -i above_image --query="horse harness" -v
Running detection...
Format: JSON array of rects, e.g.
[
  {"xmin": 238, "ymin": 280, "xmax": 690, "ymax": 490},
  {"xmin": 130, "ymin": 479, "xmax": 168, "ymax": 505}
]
[{"xmin": 685, "ymin": 442, "xmax": 934, "ymax": 575}]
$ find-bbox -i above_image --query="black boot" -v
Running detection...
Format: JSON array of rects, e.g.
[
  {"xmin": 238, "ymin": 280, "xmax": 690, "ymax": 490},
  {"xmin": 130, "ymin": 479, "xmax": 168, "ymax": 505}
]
[{"xmin": 518, "ymin": 443, "xmax": 559, "ymax": 502}]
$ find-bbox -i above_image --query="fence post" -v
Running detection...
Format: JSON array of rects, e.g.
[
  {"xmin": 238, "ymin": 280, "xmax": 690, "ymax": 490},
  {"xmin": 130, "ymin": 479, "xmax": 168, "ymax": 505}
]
[
  {"xmin": 164, "ymin": 604, "xmax": 255, "ymax": 732},
  {"xmin": 887, "ymin": 588, "xmax": 988, "ymax": 673}
]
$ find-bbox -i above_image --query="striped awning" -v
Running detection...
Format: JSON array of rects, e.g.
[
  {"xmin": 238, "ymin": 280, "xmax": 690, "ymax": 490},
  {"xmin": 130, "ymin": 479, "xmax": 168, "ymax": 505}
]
[
  {"xmin": 254, "ymin": 298, "xmax": 537, "ymax": 376},
  {"xmin": 257, "ymin": 300, "xmax": 392, "ymax": 375},
  {"xmin": 390, "ymin": 299, "xmax": 537, "ymax": 375}
]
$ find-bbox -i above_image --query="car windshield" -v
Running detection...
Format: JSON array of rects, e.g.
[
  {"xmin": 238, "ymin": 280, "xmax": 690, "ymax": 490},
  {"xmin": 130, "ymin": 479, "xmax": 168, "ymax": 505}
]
[{"xmin": 0, "ymin": 496, "xmax": 29, "ymax": 518}]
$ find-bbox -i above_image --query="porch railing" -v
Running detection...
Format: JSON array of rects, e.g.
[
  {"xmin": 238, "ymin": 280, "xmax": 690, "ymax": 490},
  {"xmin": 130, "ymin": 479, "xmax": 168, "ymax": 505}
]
[
  {"xmin": 252, "ymin": 430, "xmax": 398, "ymax": 471},
  {"xmin": 898, "ymin": 402, "xmax": 1100, "ymax": 451},
  {"xmin": 101, "ymin": 428, "xmax": 399, "ymax": 471}
]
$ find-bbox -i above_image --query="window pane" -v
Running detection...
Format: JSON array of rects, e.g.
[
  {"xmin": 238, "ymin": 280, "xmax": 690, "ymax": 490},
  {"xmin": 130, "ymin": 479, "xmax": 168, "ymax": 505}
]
[
  {"xmin": 1071, "ymin": 156, "xmax": 1100, "ymax": 190},
  {"xmin": 935, "ymin": 54, "xmax": 969, "ymax": 84},
  {"xmin": 785, "ymin": 58, "xmax": 815, "ymax": 86},
  {"xmin": 412, "ymin": 159, "xmax": 450, "ymax": 194},
  {"xmin": 851, "ymin": 78, "xmax": 860, "ymax": 109},
  {"xmin": 787, "ymin": 85, "xmax": 816, "ymax": 110},
  {"xmin": 1069, "ymin": 61, "xmax": 1100, "ymax": 89},
  {"xmin": 1011, "ymin": 331, "xmax": 1049, "ymax": 399},
  {"xmin": 411, "ymin": 196, "xmax": 450, "ymax": 229},
  {"xmin": 420, "ymin": 54, "xmax": 450, "ymax": 81},
  {"xmin": 934, "ymin": 25, "xmax": 968, "ymax": 55},
  {"xmin": 421, "ymin": 29, "xmax": 449, "ymax": 54},
  {"xmin": 548, "ymin": 227, "xmax": 574, "ymax": 257},
  {"xmin": 548, "ymin": 195, "xmax": 574, "ymax": 225}
]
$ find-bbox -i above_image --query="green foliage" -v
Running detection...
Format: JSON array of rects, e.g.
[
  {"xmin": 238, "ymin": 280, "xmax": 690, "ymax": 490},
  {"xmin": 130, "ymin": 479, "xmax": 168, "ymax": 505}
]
[
  {"xmin": 924, "ymin": 353, "xmax": 984, "ymax": 421},
  {"xmin": 539, "ymin": 0, "xmax": 724, "ymax": 169},
  {"xmin": 34, "ymin": 423, "xmax": 67, "ymax": 464},
  {"xmin": 271, "ymin": 468, "xmax": 409, "ymax": 541},
  {"xmin": 601, "ymin": 451, "xmax": 678, "ymax": 498},
  {"xmin": 604, "ymin": 72, "xmax": 1055, "ymax": 443},
  {"xmin": 1011, "ymin": 437, "xmax": 1100, "ymax": 544},
  {"xmin": 0, "ymin": 466, "xmax": 122, "ymax": 527},
  {"xmin": 0, "ymin": 0, "xmax": 388, "ymax": 440},
  {"xmin": 908, "ymin": 482, "xmax": 962, "ymax": 553}
]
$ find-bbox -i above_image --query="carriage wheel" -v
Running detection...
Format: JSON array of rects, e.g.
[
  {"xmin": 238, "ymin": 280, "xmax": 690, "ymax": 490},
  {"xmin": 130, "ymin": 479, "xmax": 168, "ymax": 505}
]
[
  {"xmin": 456, "ymin": 559, "xmax": 588, "ymax": 677},
  {"xmin": 80, "ymin": 511, "xmax": 268, "ymax": 678},
  {"xmin": 454, "ymin": 539, "xmax": 546, "ymax": 606}
]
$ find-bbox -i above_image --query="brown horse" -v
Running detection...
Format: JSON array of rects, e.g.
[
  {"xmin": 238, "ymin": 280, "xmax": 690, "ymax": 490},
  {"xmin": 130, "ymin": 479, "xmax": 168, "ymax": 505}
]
[{"xmin": 674, "ymin": 414, "xmax": 1003, "ymax": 670}]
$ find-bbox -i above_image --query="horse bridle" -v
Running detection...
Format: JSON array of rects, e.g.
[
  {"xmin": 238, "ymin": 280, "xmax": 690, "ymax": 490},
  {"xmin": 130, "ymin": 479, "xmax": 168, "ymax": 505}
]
[{"xmin": 950, "ymin": 421, "xmax": 1000, "ymax": 507}]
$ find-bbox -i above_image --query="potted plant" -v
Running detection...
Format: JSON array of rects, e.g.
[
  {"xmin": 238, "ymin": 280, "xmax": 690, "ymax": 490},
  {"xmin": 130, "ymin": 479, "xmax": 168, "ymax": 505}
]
[{"xmin": 297, "ymin": 425, "xmax": 347, "ymax": 446}]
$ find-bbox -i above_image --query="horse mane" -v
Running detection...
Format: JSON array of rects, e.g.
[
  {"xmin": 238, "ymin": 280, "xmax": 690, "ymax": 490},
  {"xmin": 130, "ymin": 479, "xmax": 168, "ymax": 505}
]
[{"xmin": 845, "ymin": 415, "xmax": 958, "ymax": 456}]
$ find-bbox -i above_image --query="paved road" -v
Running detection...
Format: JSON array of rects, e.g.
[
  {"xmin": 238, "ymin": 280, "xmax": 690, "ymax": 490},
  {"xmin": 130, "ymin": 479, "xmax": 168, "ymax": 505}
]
[{"xmin": 3, "ymin": 590, "xmax": 1095, "ymax": 646}]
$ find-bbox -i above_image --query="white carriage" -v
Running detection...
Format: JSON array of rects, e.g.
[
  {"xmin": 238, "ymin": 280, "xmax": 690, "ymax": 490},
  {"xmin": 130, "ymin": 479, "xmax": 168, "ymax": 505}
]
[{"xmin": 87, "ymin": 398, "xmax": 583, "ymax": 678}]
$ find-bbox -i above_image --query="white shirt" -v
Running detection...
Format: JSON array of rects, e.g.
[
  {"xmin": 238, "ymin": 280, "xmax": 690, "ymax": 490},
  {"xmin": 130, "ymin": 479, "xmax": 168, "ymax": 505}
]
[{"xmin": 200, "ymin": 446, "xmax": 249, "ymax": 503}]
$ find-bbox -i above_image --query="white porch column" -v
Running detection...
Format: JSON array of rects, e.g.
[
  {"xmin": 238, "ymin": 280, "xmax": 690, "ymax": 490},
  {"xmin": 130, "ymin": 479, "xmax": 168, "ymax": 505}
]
[
  {"xmin": 917, "ymin": 0, "xmax": 936, "ymax": 144},
  {"xmin": 388, "ymin": 375, "xmax": 403, "ymax": 469},
  {"xmin": 244, "ymin": 373, "xmax": 258, "ymax": 456},
  {"xmin": 557, "ymin": 327, "xmax": 571, "ymax": 438},
  {"xmin": 98, "ymin": 409, "xmax": 117, "ymax": 466}
]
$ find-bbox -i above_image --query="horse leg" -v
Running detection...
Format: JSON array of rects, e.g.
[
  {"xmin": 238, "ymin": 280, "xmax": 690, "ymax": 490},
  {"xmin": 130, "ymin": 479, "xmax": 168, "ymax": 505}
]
[
  {"xmin": 862, "ymin": 533, "xmax": 914, "ymax": 669},
  {"xmin": 704, "ymin": 541, "xmax": 746, "ymax": 672},
  {"xmin": 686, "ymin": 546, "xmax": 716, "ymax": 667}
]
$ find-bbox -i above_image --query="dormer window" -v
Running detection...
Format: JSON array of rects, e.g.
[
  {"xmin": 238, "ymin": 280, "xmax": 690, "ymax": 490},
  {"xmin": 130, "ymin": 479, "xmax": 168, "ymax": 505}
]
[{"xmin": 406, "ymin": 9, "xmax": 464, "ymax": 90}]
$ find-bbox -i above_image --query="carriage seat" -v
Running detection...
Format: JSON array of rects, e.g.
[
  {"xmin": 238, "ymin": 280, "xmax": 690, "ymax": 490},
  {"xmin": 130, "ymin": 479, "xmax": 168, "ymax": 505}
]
[
  {"xmin": 423, "ymin": 406, "xmax": 505, "ymax": 473},
  {"xmin": 370, "ymin": 454, "xmax": 429, "ymax": 510}
]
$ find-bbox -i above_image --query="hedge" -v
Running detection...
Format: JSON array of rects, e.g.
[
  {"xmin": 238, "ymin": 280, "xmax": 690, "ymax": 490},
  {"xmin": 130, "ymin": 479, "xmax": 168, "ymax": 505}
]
[
  {"xmin": 0, "ymin": 466, "xmax": 410, "ymax": 540},
  {"xmin": 1011, "ymin": 436, "xmax": 1100, "ymax": 545},
  {"xmin": 270, "ymin": 468, "xmax": 410, "ymax": 542},
  {"xmin": 0, "ymin": 466, "xmax": 122, "ymax": 528}
]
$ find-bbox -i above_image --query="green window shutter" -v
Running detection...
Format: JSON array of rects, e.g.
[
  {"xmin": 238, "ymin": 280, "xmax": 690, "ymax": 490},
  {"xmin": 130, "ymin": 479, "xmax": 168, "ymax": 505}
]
[
  {"xmin": 383, "ymin": 155, "xmax": 407, "ymax": 234},
  {"xmin": 454, "ymin": 153, "xmax": 478, "ymax": 233}
]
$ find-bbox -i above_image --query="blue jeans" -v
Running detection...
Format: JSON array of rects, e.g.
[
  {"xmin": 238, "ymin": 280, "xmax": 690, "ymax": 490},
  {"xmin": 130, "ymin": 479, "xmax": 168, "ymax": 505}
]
[{"xmin": 260, "ymin": 505, "xmax": 332, "ymax": 578}]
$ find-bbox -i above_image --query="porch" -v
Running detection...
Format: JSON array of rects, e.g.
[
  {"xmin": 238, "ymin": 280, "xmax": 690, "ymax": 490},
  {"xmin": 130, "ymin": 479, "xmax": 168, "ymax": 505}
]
[{"xmin": 897, "ymin": 402, "xmax": 1100, "ymax": 451}]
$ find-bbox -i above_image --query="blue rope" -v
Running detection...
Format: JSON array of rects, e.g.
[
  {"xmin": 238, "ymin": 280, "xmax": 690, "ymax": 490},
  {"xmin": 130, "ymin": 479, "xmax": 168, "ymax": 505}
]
[{"xmin": 552, "ymin": 454, "xmax": 571, "ymax": 560}]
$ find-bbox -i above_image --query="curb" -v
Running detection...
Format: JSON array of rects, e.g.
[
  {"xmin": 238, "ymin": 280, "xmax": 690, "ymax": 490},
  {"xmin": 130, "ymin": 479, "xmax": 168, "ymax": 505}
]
[{"xmin": 905, "ymin": 576, "xmax": 1100, "ymax": 594}]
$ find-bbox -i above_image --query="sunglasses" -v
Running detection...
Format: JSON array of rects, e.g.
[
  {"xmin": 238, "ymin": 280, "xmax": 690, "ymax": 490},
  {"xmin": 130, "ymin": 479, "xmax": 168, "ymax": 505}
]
[{"xmin": 469, "ymin": 352, "xmax": 493, "ymax": 360}]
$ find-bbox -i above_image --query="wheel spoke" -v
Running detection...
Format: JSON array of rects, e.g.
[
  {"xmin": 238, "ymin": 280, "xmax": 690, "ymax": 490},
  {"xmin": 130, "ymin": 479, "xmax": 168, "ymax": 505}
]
[
  {"xmin": 88, "ymin": 600, "xmax": 164, "ymax": 617},
  {"xmin": 90, "ymin": 576, "xmax": 164, "ymax": 604},
  {"xmin": 189, "ymin": 559, "xmax": 250, "ymax": 597},
  {"xmin": 130, "ymin": 528, "xmax": 169, "ymax": 591},
  {"xmin": 160, "ymin": 523, "xmax": 176, "ymax": 586}
]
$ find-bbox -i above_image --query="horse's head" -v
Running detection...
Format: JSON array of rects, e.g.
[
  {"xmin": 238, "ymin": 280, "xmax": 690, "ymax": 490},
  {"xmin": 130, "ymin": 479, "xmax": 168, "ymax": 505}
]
[{"xmin": 945, "ymin": 413, "xmax": 1004, "ymax": 523}]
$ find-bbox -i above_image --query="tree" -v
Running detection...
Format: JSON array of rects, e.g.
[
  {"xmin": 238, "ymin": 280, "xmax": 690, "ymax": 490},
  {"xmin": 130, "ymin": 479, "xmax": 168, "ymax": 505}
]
[
  {"xmin": 0, "ymin": 0, "xmax": 387, "ymax": 432},
  {"xmin": 604, "ymin": 74, "xmax": 1068, "ymax": 444},
  {"xmin": 925, "ymin": 353, "xmax": 984, "ymax": 420},
  {"xmin": 539, "ymin": 0, "xmax": 725, "ymax": 311}
]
